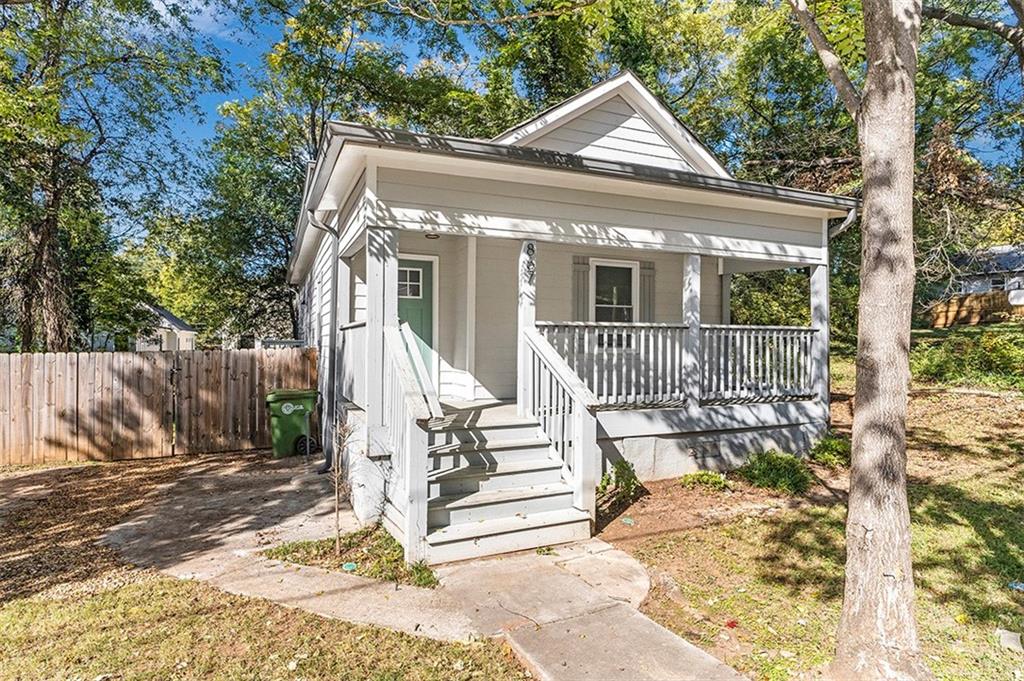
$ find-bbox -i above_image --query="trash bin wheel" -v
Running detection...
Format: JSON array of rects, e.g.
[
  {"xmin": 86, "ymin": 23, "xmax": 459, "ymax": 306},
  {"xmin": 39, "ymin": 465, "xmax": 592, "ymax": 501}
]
[{"xmin": 295, "ymin": 435, "xmax": 318, "ymax": 457}]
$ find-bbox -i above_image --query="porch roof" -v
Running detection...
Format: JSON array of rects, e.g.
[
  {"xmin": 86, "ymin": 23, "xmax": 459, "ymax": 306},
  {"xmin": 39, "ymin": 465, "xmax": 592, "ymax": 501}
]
[{"xmin": 309, "ymin": 122, "xmax": 859, "ymax": 216}]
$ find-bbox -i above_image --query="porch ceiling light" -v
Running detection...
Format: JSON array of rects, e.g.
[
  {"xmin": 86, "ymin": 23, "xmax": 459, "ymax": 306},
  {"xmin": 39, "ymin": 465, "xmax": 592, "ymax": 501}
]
[{"xmin": 425, "ymin": 233, "xmax": 441, "ymax": 240}]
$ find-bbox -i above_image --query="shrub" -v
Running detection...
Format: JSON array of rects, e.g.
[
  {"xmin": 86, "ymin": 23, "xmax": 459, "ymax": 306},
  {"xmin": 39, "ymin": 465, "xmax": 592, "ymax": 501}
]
[
  {"xmin": 909, "ymin": 326, "xmax": 1024, "ymax": 390},
  {"xmin": 680, "ymin": 471, "xmax": 729, "ymax": 490},
  {"xmin": 737, "ymin": 450, "xmax": 813, "ymax": 495},
  {"xmin": 810, "ymin": 432, "xmax": 852, "ymax": 469},
  {"xmin": 598, "ymin": 459, "xmax": 643, "ymax": 505}
]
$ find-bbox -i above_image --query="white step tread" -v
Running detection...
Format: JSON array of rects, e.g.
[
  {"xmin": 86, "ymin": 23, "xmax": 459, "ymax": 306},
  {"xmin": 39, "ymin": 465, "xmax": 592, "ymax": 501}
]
[
  {"xmin": 430, "ymin": 416, "xmax": 540, "ymax": 432},
  {"xmin": 426, "ymin": 507, "xmax": 590, "ymax": 544},
  {"xmin": 429, "ymin": 482, "xmax": 572, "ymax": 510},
  {"xmin": 428, "ymin": 437, "xmax": 551, "ymax": 455},
  {"xmin": 428, "ymin": 459, "xmax": 562, "ymax": 481}
]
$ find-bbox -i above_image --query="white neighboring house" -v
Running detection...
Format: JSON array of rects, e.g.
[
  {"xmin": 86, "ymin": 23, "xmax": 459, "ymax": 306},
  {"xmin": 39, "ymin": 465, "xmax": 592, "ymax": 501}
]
[
  {"xmin": 136, "ymin": 304, "xmax": 197, "ymax": 351},
  {"xmin": 287, "ymin": 73, "xmax": 858, "ymax": 564}
]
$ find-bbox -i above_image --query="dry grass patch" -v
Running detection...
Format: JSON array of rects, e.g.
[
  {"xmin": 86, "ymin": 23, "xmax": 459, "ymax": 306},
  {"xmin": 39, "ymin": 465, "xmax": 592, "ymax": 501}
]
[
  {"xmin": 0, "ymin": 576, "xmax": 525, "ymax": 681},
  {"xmin": 0, "ymin": 456, "xmax": 525, "ymax": 680}
]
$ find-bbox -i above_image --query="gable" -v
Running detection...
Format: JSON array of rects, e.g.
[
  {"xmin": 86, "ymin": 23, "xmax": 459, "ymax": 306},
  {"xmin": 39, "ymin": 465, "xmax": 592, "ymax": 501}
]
[
  {"xmin": 525, "ymin": 95, "xmax": 696, "ymax": 172},
  {"xmin": 493, "ymin": 72, "xmax": 731, "ymax": 178}
]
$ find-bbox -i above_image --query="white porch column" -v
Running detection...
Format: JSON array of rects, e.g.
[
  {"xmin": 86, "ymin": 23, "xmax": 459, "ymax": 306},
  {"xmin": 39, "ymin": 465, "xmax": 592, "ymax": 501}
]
[
  {"xmin": 810, "ymin": 263, "xmax": 831, "ymax": 417},
  {"xmin": 517, "ymin": 240, "xmax": 537, "ymax": 416},
  {"xmin": 366, "ymin": 226, "xmax": 399, "ymax": 448},
  {"xmin": 720, "ymin": 272, "xmax": 732, "ymax": 325},
  {"xmin": 682, "ymin": 254, "xmax": 702, "ymax": 402}
]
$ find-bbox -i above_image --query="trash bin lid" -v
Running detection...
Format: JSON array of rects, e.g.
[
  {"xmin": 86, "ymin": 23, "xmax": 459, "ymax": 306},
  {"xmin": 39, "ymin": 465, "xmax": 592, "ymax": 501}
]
[{"xmin": 266, "ymin": 388, "xmax": 318, "ymax": 403}]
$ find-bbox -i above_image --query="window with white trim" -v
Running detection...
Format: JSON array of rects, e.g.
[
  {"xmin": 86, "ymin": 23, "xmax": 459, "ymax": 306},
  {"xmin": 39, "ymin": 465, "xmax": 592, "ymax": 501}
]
[
  {"xmin": 591, "ymin": 261, "xmax": 638, "ymax": 322},
  {"xmin": 398, "ymin": 267, "xmax": 423, "ymax": 299}
]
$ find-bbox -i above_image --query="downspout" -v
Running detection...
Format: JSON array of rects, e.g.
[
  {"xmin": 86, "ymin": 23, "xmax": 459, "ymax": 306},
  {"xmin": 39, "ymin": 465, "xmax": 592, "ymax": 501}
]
[
  {"xmin": 828, "ymin": 208, "xmax": 858, "ymax": 240},
  {"xmin": 307, "ymin": 210, "xmax": 340, "ymax": 239}
]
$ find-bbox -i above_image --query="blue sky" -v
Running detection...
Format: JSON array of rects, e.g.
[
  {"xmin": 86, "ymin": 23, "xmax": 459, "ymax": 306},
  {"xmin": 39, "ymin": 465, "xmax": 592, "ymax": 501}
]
[{"xmin": 167, "ymin": 11, "xmax": 279, "ymax": 148}]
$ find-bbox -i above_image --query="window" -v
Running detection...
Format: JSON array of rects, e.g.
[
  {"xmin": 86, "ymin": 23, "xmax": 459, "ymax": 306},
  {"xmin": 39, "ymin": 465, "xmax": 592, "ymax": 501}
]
[
  {"xmin": 591, "ymin": 261, "xmax": 638, "ymax": 322},
  {"xmin": 398, "ymin": 267, "xmax": 422, "ymax": 298},
  {"xmin": 991, "ymin": 276, "xmax": 1006, "ymax": 291}
]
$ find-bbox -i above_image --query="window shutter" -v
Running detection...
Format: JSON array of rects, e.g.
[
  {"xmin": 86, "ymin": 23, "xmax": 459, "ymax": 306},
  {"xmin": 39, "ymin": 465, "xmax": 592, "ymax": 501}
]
[
  {"xmin": 572, "ymin": 256, "xmax": 589, "ymax": 321},
  {"xmin": 639, "ymin": 261, "xmax": 655, "ymax": 322}
]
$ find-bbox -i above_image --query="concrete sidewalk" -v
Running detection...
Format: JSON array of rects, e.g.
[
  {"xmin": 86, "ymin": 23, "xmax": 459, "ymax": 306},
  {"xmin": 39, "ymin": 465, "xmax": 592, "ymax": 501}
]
[
  {"xmin": 103, "ymin": 455, "xmax": 745, "ymax": 681},
  {"xmin": 437, "ymin": 540, "xmax": 746, "ymax": 681}
]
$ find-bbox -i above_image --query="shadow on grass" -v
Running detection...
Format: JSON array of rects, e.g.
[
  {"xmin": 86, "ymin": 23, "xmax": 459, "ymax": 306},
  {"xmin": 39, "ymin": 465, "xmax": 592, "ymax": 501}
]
[{"xmin": 751, "ymin": 468, "xmax": 1024, "ymax": 625}]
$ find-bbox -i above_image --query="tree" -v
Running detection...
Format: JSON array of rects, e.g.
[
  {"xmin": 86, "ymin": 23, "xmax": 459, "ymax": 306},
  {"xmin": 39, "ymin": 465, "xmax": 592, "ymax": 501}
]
[
  {"xmin": 0, "ymin": 0, "xmax": 225, "ymax": 350},
  {"xmin": 787, "ymin": 0, "xmax": 931, "ymax": 677}
]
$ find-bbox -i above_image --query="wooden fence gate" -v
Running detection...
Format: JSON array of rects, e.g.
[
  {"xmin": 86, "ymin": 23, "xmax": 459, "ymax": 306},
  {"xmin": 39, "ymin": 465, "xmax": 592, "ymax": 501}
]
[{"xmin": 0, "ymin": 348, "xmax": 317, "ymax": 465}]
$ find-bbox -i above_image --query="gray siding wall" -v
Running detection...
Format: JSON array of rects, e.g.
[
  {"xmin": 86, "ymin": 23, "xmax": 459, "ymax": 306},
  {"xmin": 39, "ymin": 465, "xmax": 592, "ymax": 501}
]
[
  {"xmin": 472, "ymin": 238, "xmax": 725, "ymax": 399},
  {"xmin": 526, "ymin": 95, "xmax": 695, "ymax": 171},
  {"xmin": 375, "ymin": 168, "xmax": 825, "ymax": 263}
]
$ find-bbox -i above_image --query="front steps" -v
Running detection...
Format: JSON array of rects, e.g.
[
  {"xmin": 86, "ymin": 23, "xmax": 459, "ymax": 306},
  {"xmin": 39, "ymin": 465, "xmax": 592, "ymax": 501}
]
[{"xmin": 422, "ymin": 409, "xmax": 591, "ymax": 564}]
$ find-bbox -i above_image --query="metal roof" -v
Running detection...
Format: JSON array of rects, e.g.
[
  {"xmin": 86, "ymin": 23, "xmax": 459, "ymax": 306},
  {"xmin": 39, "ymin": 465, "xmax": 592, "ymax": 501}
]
[
  {"xmin": 956, "ymin": 245, "xmax": 1024, "ymax": 274},
  {"xmin": 324, "ymin": 121, "xmax": 859, "ymax": 213}
]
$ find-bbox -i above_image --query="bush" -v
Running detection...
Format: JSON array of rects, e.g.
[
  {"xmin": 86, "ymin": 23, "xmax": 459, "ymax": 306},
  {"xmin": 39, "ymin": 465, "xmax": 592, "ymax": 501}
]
[
  {"xmin": 910, "ymin": 326, "xmax": 1024, "ymax": 390},
  {"xmin": 680, "ymin": 471, "xmax": 729, "ymax": 490},
  {"xmin": 737, "ymin": 450, "xmax": 813, "ymax": 495},
  {"xmin": 810, "ymin": 432, "xmax": 852, "ymax": 469},
  {"xmin": 598, "ymin": 459, "xmax": 643, "ymax": 506}
]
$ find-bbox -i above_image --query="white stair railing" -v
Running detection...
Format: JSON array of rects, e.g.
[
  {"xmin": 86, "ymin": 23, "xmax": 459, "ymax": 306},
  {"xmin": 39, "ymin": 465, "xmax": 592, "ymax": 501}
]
[
  {"xmin": 700, "ymin": 325, "xmax": 817, "ymax": 402},
  {"xmin": 522, "ymin": 328, "xmax": 600, "ymax": 522},
  {"xmin": 379, "ymin": 325, "xmax": 440, "ymax": 562},
  {"xmin": 536, "ymin": 322, "xmax": 689, "ymax": 405}
]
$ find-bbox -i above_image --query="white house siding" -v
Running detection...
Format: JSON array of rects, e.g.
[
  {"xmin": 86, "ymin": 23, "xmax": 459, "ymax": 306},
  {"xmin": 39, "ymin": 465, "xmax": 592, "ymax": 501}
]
[
  {"xmin": 525, "ymin": 95, "xmax": 695, "ymax": 172},
  {"xmin": 472, "ymin": 238, "xmax": 724, "ymax": 400},
  {"xmin": 374, "ymin": 168, "xmax": 825, "ymax": 263}
]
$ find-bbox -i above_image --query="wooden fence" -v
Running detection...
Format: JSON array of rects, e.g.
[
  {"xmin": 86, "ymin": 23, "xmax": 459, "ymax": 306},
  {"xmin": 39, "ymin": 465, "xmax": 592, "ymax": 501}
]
[{"xmin": 0, "ymin": 348, "xmax": 317, "ymax": 465}]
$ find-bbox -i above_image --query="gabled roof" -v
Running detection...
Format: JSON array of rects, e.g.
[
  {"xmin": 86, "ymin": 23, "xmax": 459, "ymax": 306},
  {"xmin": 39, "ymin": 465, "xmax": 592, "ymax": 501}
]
[
  {"xmin": 492, "ymin": 71, "xmax": 731, "ymax": 178},
  {"xmin": 146, "ymin": 304, "xmax": 196, "ymax": 332}
]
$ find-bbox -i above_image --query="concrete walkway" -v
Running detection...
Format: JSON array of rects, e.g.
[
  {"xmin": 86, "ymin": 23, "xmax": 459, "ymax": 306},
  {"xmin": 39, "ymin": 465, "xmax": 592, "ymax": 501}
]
[{"xmin": 103, "ymin": 455, "xmax": 745, "ymax": 680}]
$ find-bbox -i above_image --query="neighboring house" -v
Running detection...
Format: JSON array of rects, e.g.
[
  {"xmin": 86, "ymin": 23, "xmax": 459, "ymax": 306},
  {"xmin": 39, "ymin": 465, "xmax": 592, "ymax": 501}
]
[
  {"xmin": 136, "ymin": 304, "xmax": 197, "ymax": 351},
  {"xmin": 932, "ymin": 245, "xmax": 1024, "ymax": 327},
  {"xmin": 287, "ymin": 72, "xmax": 857, "ymax": 564}
]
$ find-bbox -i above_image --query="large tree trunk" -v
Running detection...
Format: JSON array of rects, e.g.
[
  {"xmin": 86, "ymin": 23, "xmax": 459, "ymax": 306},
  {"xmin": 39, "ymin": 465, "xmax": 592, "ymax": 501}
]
[{"xmin": 831, "ymin": 0, "xmax": 930, "ymax": 677}]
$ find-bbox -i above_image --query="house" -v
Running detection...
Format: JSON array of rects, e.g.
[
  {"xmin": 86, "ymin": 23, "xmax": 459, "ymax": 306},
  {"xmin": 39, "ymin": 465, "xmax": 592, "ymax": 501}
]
[
  {"xmin": 135, "ymin": 304, "xmax": 197, "ymax": 351},
  {"xmin": 931, "ymin": 245, "xmax": 1024, "ymax": 327},
  {"xmin": 287, "ymin": 72, "xmax": 857, "ymax": 564}
]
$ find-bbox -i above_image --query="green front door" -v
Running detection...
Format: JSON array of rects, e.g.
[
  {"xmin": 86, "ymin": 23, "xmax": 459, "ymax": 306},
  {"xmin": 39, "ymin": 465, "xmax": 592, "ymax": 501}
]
[{"xmin": 397, "ymin": 259, "xmax": 434, "ymax": 373}]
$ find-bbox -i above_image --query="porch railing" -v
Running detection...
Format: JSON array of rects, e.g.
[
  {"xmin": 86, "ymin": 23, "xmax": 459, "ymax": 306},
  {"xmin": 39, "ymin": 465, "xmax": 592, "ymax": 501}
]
[
  {"xmin": 700, "ymin": 325, "xmax": 816, "ymax": 403},
  {"xmin": 536, "ymin": 322, "xmax": 689, "ymax": 406},
  {"xmin": 379, "ymin": 324, "xmax": 440, "ymax": 562},
  {"xmin": 522, "ymin": 327, "xmax": 599, "ymax": 521}
]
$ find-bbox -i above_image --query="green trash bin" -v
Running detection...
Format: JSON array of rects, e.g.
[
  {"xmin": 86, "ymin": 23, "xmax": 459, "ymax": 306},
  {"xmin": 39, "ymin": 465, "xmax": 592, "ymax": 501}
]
[{"xmin": 266, "ymin": 389, "xmax": 319, "ymax": 459}]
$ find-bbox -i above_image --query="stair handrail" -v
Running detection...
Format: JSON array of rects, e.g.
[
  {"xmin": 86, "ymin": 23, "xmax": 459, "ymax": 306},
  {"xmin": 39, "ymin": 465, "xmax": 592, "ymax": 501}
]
[
  {"xmin": 381, "ymin": 325, "xmax": 432, "ymax": 562},
  {"xmin": 522, "ymin": 327, "xmax": 600, "ymax": 523},
  {"xmin": 398, "ymin": 322, "xmax": 444, "ymax": 420}
]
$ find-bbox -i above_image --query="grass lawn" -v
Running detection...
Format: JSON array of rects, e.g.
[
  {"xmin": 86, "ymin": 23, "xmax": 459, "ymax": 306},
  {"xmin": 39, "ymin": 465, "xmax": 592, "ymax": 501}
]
[
  {"xmin": 266, "ymin": 525, "xmax": 439, "ymax": 588},
  {"xmin": 607, "ymin": 386, "xmax": 1024, "ymax": 680},
  {"xmin": 0, "ymin": 457, "xmax": 525, "ymax": 680}
]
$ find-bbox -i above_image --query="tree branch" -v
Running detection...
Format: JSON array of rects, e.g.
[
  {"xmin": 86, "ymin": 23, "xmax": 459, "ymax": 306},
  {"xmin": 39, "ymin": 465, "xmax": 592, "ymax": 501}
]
[
  {"xmin": 786, "ymin": 0, "xmax": 862, "ymax": 118},
  {"xmin": 380, "ymin": 0, "xmax": 598, "ymax": 26},
  {"xmin": 922, "ymin": 4, "xmax": 1024, "ymax": 47}
]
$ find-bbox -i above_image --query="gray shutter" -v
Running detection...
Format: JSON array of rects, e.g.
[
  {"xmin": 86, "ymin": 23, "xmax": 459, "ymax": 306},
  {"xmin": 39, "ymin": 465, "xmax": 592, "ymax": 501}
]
[
  {"xmin": 639, "ymin": 261, "xmax": 655, "ymax": 322},
  {"xmin": 572, "ymin": 256, "xmax": 590, "ymax": 321}
]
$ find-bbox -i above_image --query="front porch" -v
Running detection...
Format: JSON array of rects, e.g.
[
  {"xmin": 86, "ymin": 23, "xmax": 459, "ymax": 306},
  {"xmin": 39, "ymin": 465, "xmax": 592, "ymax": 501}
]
[{"xmin": 328, "ymin": 228, "xmax": 829, "ymax": 564}]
